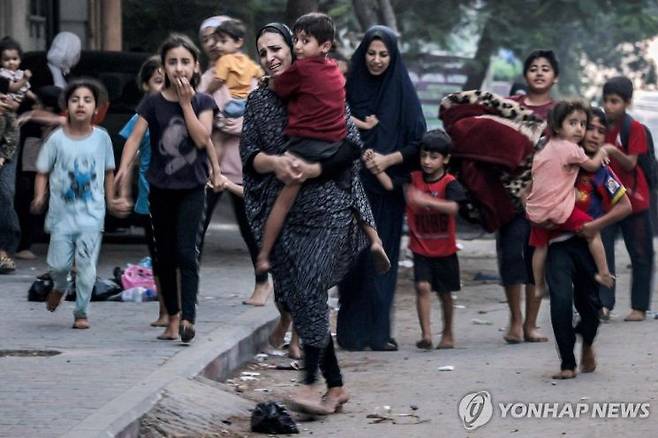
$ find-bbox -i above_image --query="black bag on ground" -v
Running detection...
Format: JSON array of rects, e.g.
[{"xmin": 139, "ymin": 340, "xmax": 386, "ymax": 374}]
[
  {"xmin": 63, "ymin": 273, "xmax": 122, "ymax": 302},
  {"xmin": 250, "ymin": 401, "xmax": 299, "ymax": 434},
  {"xmin": 27, "ymin": 273, "xmax": 53, "ymax": 302}
]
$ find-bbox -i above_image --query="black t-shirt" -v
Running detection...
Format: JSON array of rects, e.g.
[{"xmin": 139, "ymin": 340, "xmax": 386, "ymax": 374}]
[{"xmin": 137, "ymin": 92, "xmax": 217, "ymax": 189}]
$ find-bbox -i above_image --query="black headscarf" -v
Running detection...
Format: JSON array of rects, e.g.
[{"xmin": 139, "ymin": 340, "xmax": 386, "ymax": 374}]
[
  {"xmin": 256, "ymin": 23, "xmax": 295, "ymax": 61},
  {"xmin": 347, "ymin": 26, "xmax": 426, "ymax": 160}
]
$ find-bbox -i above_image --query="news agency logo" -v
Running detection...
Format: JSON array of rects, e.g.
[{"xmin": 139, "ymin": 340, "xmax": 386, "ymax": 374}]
[
  {"xmin": 458, "ymin": 391, "xmax": 651, "ymax": 431},
  {"xmin": 458, "ymin": 391, "xmax": 494, "ymax": 431}
]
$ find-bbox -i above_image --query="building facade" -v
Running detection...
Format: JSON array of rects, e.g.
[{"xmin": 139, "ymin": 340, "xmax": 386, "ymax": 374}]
[{"xmin": 0, "ymin": 0, "xmax": 122, "ymax": 51}]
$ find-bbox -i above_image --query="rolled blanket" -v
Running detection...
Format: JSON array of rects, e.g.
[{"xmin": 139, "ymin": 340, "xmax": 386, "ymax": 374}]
[{"xmin": 439, "ymin": 90, "xmax": 547, "ymax": 231}]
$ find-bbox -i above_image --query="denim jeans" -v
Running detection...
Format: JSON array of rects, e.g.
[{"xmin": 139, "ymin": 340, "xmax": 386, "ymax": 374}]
[
  {"xmin": 47, "ymin": 232, "xmax": 102, "ymax": 319},
  {"xmin": 546, "ymin": 237, "xmax": 601, "ymax": 371},
  {"xmin": 0, "ymin": 155, "xmax": 20, "ymax": 253},
  {"xmin": 600, "ymin": 210, "xmax": 654, "ymax": 311}
]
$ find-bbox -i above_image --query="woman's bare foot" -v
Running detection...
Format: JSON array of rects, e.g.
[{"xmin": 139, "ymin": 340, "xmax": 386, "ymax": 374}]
[
  {"xmin": 323, "ymin": 387, "xmax": 350, "ymax": 412},
  {"xmin": 624, "ymin": 309, "xmax": 646, "ymax": 321},
  {"xmin": 255, "ymin": 254, "xmax": 271, "ymax": 275},
  {"xmin": 594, "ymin": 272, "xmax": 615, "ymax": 289},
  {"xmin": 243, "ymin": 280, "xmax": 272, "ymax": 306},
  {"xmin": 288, "ymin": 385, "xmax": 333, "ymax": 415},
  {"xmin": 150, "ymin": 315, "xmax": 169, "ymax": 327},
  {"xmin": 581, "ymin": 344, "xmax": 596, "ymax": 373},
  {"xmin": 371, "ymin": 242, "xmax": 391, "ymax": 274},
  {"xmin": 552, "ymin": 369, "xmax": 576, "ymax": 379},
  {"xmin": 437, "ymin": 333, "xmax": 454, "ymax": 349},
  {"xmin": 157, "ymin": 314, "xmax": 180, "ymax": 340}
]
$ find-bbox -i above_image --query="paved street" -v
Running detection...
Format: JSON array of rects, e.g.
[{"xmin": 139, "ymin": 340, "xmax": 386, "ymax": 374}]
[
  {"xmin": 219, "ymin": 238, "xmax": 658, "ymax": 437},
  {"xmin": 0, "ymin": 199, "xmax": 277, "ymax": 438}
]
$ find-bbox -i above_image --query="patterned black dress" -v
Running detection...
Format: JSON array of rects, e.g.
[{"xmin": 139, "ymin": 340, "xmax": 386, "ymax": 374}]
[{"xmin": 240, "ymin": 86, "xmax": 376, "ymax": 348}]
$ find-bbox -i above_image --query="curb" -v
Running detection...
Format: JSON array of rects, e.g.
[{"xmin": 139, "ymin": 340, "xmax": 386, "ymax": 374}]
[{"xmin": 61, "ymin": 306, "xmax": 279, "ymax": 438}]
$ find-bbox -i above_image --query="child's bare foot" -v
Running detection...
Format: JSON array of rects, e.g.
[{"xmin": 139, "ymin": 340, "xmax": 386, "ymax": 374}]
[
  {"xmin": 581, "ymin": 344, "xmax": 596, "ymax": 373},
  {"xmin": 255, "ymin": 254, "xmax": 271, "ymax": 275},
  {"xmin": 624, "ymin": 309, "xmax": 646, "ymax": 321},
  {"xmin": 437, "ymin": 334, "xmax": 454, "ymax": 349},
  {"xmin": 371, "ymin": 242, "xmax": 390, "ymax": 274},
  {"xmin": 150, "ymin": 315, "xmax": 169, "ymax": 327},
  {"xmin": 504, "ymin": 323, "xmax": 524, "ymax": 344},
  {"xmin": 552, "ymin": 369, "xmax": 576, "ymax": 379},
  {"xmin": 594, "ymin": 272, "xmax": 615, "ymax": 289},
  {"xmin": 72, "ymin": 318, "xmax": 90, "ymax": 329},
  {"xmin": 523, "ymin": 325, "xmax": 548, "ymax": 343},
  {"xmin": 243, "ymin": 281, "xmax": 272, "ymax": 306},
  {"xmin": 288, "ymin": 386, "xmax": 333, "ymax": 415},
  {"xmin": 288, "ymin": 339, "xmax": 303, "ymax": 360},
  {"xmin": 415, "ymin": 338, "xmax": 433, "ymax": 350}
]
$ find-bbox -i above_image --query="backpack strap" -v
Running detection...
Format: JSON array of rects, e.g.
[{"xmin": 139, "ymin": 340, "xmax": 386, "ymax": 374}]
[{"xmin": 619, "ymin": 113, "xmax": 633, "ymax": 152}]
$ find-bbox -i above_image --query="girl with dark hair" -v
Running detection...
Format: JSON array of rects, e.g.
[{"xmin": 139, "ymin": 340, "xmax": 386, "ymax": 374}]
[
  {"xmin": 337, "ymin": 25, "xmax": 427, "ymax": 351},
  {"xmin": 31, "ymin": 78, "xmax": 116, "ymax": 329},
  {"xmin": 115, "ymin": 34, "xmax": 221, "ymax": 343}
]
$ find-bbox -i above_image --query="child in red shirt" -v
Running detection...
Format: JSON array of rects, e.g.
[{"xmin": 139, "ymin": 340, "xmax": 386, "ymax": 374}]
[
  {"xmin": 256, "ymin": 13, "xmax": 389, "ymax": 276},
  {"xmin": 406, "ymin": 129, "xmax": 466, "ymax": 350}
]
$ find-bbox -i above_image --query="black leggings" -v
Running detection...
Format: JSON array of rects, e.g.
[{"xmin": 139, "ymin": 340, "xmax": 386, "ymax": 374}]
[
  {"xmin": 303, "ymin": 336, "xmax": 343, "ymax": 388},
  {"xmin": 201, "ymin": 187, "xmax": 267, "ymax": 284},
  {"xmin": 149, "ymin": 186, "xmax": 206, "ymax": 324}
]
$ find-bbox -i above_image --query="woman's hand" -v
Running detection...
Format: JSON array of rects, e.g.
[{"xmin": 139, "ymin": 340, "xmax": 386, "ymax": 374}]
[
  {"xmin": 175, "ymin": 77, "xmax": 195, "ymax": 107},
  {"xmin": 286, "ymin": 152, "xmax": 321, "ymax": 182}
]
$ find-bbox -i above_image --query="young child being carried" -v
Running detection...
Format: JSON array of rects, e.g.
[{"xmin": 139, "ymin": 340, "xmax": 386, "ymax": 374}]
[
  {"xmin": 205, "ymin": 18, "xmax": 263, "ymax": 118},
  {"xmin": 255, "ymin": 12, "xmax": 390, "ymax": 275},
  {"xmin": 405, "ymin": 130, "xmax": 466, "ymax": 350},
  {"xmin": 526, "ymin": 100, "xmax": 615, "ymax": 298},
  {"xmin": 31, "ymin": 78, "xmax": 117, "ymax": 329}
]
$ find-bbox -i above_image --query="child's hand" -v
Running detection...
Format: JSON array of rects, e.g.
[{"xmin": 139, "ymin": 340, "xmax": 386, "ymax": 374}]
[
  {"xmin": 208, "ymin": 172, "xmax": 228, "ymax": 193},
  {"xmin": 113, "ymin": 167, "xmax": 129, "ymax": 191},
  {"xmin": 30, "ymin": 196, "xmax": 47, "ymax": 214},
  {"xmin": 364, "ymin": 115, "xmax": 379, "ymax": 129},
  {"xmin": 24, "ymin": 69, "xmax": 32, "ymax": 80},
  {"xmin": 0, "ymin": 158, "xmax": 5, "ymax": 168},
  {"xmin": 175, "ymin": 77, "xmax": 195, "ymax": 106},
  {"xmin": 109, "ymin": 197, "xmax": 133, "ymax": 218}
]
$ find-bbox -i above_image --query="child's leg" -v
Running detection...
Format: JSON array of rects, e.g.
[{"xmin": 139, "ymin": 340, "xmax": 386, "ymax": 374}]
[
  {"xmin": 256, "ymin": 183, "xmax": 302, "ymax": 274},
  {"xmin": 586, "ymin": 232, "xmax": 615, "ymax": 288},
  {"xmin": 437, "ymin": 292, "xmax": 455, "ymax": 349},
  {"xmin": 45, "ymin": 234, "xmax": 75, "ymax": 312},
  {"xmin": 72, "ymin": 232, "xmax": 102, "ymax": 326},
  {"xmin": 415, "ymin": 281, "xmax": 433, "ymax": 348},
  {"xmin": 531, "ymin": 245, "xmax": 548, "ymax": 299},
  {"xmin": 362, "ymin": 224, "xmax": 391, "ymax": 274}
]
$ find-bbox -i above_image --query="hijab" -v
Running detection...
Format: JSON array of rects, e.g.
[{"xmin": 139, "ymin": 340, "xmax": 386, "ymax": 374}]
[
  {"xmin": 198, "ymin": 15, "xmax": 230, "ymax": 36},
  {"xmin": 256, "ymin": 23, "xmax": 295, "ymax": 59},
  {"xmin": 347, "ymin": 26, "xmax": 425, "ymax": 157},
  {"xmin": 47, "ymin": 32, "xmax": 81, "ymax": 88}
]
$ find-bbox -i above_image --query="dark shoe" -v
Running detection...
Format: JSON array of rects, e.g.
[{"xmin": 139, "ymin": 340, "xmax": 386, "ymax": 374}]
[
  {"xmin": 179, "ymin": 322, "xmax": 195, "ymax": 343},
  {"xmin": 415, "ymin": 339, "xmax": 433, "ymax": 350}
]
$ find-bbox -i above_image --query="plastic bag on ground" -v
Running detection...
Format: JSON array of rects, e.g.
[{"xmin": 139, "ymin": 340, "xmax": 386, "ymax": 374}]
[{"xmin": 250, "ymin": 401, "xmax": 299, "ymax": 434}]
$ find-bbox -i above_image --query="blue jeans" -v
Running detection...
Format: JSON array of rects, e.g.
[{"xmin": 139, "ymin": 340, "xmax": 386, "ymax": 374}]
[
  {"xmin": 600, "ymin": 210, "xmax": 654, "ymax": 311},
  {"xmin": 47, "ymin": 232, "xmax": 102, "ymax": 319},
  {"xmin": 0, "ymin": 156, "xmax": 20, "ymax": 253}
]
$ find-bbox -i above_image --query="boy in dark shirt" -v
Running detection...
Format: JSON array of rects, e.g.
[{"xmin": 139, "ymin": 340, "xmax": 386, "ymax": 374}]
[{"xmin": 256, "ymin": 12, "xmax": 389, "ymax": 275}]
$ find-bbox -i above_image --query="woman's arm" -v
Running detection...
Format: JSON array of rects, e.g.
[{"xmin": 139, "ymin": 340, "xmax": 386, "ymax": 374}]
[{"xmin": 351, "ymin": 115, "xmax": 379, "ymax": 130}]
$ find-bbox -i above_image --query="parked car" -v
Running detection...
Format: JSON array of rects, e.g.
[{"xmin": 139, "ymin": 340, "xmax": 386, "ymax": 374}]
[{"xmin": 21, "ymin": 50, "xmax": 151, "ymax": 237}]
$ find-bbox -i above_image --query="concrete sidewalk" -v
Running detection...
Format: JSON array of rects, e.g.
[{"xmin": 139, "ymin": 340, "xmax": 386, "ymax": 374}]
[{"xmin": 0, "ymin": 206, "xmax": 279, "ymax": 438}]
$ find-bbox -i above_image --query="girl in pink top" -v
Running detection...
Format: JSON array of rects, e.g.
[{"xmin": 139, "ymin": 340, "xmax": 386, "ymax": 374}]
[{"xmin": 526, "ymin": 100, "xmax": 614, "ymax": 297}]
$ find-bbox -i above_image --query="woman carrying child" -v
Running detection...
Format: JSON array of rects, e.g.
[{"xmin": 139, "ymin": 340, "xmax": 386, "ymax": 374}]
[
  {"xmin": 242, "ymin": 22, "xmax": 375, "ymax": 415},
  {"xmin": 115, "ymin": 34, "xmax": 221, "ymax": 343}
]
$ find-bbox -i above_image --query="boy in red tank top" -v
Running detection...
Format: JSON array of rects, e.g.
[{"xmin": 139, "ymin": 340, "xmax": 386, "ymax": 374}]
[{"xmin": 406, "ymin": 130, "xmax": 466, "ymax": 350}]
